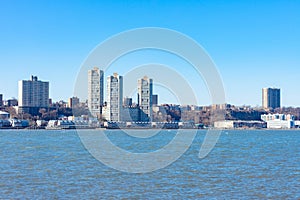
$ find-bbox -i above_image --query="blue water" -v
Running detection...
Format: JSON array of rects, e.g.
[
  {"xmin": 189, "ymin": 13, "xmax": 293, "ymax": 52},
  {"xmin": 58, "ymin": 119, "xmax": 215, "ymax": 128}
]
[{"xmin": 0, "ymin": 129, "xmax": 299, "ymax": 199}]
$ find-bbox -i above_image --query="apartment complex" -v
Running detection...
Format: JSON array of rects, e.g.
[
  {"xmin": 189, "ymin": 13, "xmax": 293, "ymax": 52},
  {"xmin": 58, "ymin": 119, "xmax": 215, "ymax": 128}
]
[
  {"xmin": 261, "ymin": 113, "xmax": 294, "ymax": 129},
  {"xmin": 18, "ymin": 76, "xmax": 49, "ymax": 115},
  {"xmin": 138, "ymin": 76, "xmax": 153, "ymax": 121},
  {"xmin": 68, "ymin": 97, "xmax": 80, "ymax": 108},
  {"xmin": 87, "ymin": 68, "xmax": 157, "ymax": 122},
  {"xmin": 88, "ymin": 67, "xmax": 104, "ymax": 117},
  {"xmin": 105, "ymin": 73, "xmax": 123, "ymax": 121},
  {"xmin": 262, "ymin": 88, "xmax": 280, "ymax": 109}
]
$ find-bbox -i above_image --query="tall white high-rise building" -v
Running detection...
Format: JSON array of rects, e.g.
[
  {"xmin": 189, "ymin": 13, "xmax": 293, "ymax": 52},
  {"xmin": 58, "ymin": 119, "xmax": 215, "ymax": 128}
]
[
  {"xmin": 262, "ymin": 88, "xmax": 281, "ymax": 109},
  {"xmin": 88, "ymin": 67, "xmax": 104, "ymax": 117},
  {"xmin": 138, "ymin": 76, "xmax": 153, "ymax": 121},
  {"xmin": 18, "ymin": 76, "xmax": 49, "ymax": 114},
  {"xmin": 105, "ymin": 73, "xmax": 123, "ymax": 121}
]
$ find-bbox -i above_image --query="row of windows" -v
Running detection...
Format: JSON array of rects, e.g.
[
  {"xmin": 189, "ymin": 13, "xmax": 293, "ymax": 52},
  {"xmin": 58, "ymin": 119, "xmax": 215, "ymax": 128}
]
[
  {"xmin": 90, "ymin": 90, "xmax": 101, "ymax": 93},
  {"xmin": 141, "ymin": 90, "xmax": 149, "ymax": 94},
  {"xmin": 141, "ymin": 99, "xmax": 150, "ymax": 102}
]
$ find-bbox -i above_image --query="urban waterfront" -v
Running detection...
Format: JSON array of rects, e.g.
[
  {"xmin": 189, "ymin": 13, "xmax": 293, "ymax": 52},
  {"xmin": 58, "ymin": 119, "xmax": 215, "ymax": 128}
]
[{"xmin": 0, "ymin": 129, "xmax": 299, "ymax": 199}]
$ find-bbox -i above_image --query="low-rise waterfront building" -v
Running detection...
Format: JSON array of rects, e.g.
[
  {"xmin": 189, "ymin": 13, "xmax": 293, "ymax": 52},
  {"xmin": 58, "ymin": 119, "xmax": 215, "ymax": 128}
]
[
  {"xmin": 152, "ymin": 122, "xmax": 179, "ymax": 129},
  {"xmin": 47, "ymin": 120, "xmax": 75, "ymax": 129},
  {"xmin": 214, "ymin": 120, "xmax": 266, "ymax": 129},
  {"xmin": 103, "ymin": 121, "xmax": 180, "ymax": 129},
  {"xmin": 36, "ymin": 120, "xmax": 48, "ymax": 127},
  {"xmin": 261, "ymin": 113, "xmax": 294, "ymax": 129},
  {"xmin": 0, "ymin": 120, "xmax": 11, "ymax": 128},
  {"xmin": 294, "ymin": 121, "xmax": 300, "ymax": 128},
  {"xmin": 9, "ymin": 119, "xmax": 29, "ymax": 128},
  {"xmin": 104, "ymin": 121, "xmax": 127, "ymax": 129},
  {"xmin": 0, "ymin": 111, "xmax": 10, "ymax": 120},
  {"xmin": 178, "ymin": 121, "xmax": 195, "ymax": 129}
]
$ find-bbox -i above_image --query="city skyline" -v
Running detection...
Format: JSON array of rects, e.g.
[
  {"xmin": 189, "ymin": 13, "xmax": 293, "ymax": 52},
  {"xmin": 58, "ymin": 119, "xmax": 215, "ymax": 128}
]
[
  {"xmin": 0, "ymin": 1, "xmax": 300, "ymax": 106},
  {"xmin": 5, "ymin": 72, "xmax": 289, "ymax": 109}
]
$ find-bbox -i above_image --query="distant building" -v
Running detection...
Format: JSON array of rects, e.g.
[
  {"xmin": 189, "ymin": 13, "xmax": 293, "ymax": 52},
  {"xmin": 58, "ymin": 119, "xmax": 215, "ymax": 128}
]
[
  {"xmin": 138, "ymin": 76, "xmax": 153, "ymax": 121},
  {"xmin": 123, "ymin": 97, "xmax": 132, "ymax": 107},
  {"xmin": 7, "ymin": 99, "xmax": 18, "ymax": 107},
  {"xmin": 105, "ymin": 73, "xmax": 123, "ymax": 121},
  {"xmin": 49, "ymin": 99, "xmax": 53, "ymax": 106},
  {"xmin": 0, "ymin": 94, "xmax": 3, "ymax": 106},
  {"xmin": 68, "ymin": 97, "xmax": 80, "ymax": 108},
  {"xmin": 88, "ymin": 67, "xmax": 104, "ymax": 117},
  {"xmin": 294, "ymin": 120, "xmax": 300, "ymax": 128},
  {"xmin": 191, "ymin": 105, "xmax": 203, "ymax": 111},
  {"xmin": 18, "ymin": 76, "xmax": 49, "ymax": 115},
  {"xmin": 262, "ymin": 88, "xmax": 280, "ymax": 109},
  {"xmin": 211, "ymin": 104, "xmax": 228, "ymax": 110},
  {"xmin": 9, "ymin": 119, "xmax": 29, "ymax": 128},
  {"xmin": 153, "ymin": 105, "xmax": 167, "ymax": 114},
  {"xmin": 152, "ymin": 94, "xmax": 158, "ymax": 106},
  {"xmin": 53, "ymin": 100, "xmax": 68, "ymax": 108},
  {"xmin": 180, "ymin": 105, "xmax": 192, "ymax": 112},
  {"xmin": 261, "ymin": 113, "xmax": 294, "ymax": 129}
]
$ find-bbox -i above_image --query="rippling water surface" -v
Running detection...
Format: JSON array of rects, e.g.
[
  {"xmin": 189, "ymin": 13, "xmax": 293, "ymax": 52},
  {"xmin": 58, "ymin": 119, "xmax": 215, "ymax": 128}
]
[{"xmin": 0, "ymin": 129, "xmax": 299, "ymax": 199}]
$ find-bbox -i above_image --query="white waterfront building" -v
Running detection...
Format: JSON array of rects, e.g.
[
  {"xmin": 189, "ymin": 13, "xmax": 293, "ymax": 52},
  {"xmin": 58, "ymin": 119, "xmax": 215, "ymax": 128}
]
[
  {"xmin": 261, "ymin": 113, "xmax": 294, "ymax": 129},
  {"xmin": 88, "ymin": 67, "xmax": 104, "ymax": 117},
  {"xmin": 0, "ymin": 111, "xmax": 10, "ymax": 120},
  {"xmin": 105, "ymin": 73, "xmax": 123, "ymax": 122},
  {"xmin": 138, "ymin": 76, "xmax": 153, "ymax": 121},
  {"xmin": 214, "ymin": 120, "xmax": 266, "ymax": 129}
]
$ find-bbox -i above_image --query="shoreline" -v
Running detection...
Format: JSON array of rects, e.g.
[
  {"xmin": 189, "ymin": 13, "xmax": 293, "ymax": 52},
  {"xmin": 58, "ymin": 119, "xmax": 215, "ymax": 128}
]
[{"xmin": 1, "ymin": 127, "xmax": 300, "ymax": 131}]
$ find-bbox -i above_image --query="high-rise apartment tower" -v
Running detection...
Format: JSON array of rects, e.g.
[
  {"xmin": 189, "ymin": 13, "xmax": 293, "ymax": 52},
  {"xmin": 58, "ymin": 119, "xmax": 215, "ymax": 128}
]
[
  {"xmin": 88, "ymin": 67, "xmax": 104, "ymax": 117},
  {"xmin": 262, "ymin": 87, "xmax": 281, "ymax": 109},
  {"xmin": 105, "ymin": 73, "xmax": 123, "ymax": 121},
  {"xmin": 138, "ymin": 76, "xmax": 153, "ymax": 121}
]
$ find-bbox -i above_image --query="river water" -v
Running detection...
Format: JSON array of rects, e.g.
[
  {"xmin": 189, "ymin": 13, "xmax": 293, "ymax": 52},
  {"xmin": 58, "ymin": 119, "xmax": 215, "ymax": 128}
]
[{"xmin": 0, "ymin": 129, "xmax": 299, "ymax": 199}]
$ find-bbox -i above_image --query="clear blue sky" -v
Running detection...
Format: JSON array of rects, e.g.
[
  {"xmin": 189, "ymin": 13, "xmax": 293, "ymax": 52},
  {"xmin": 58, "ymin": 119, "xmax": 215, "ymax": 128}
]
[{"xmin": 0, "ymin": 0, "xmax": 299, "ymax": 106}]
